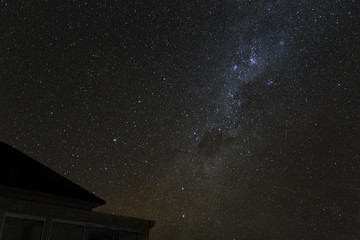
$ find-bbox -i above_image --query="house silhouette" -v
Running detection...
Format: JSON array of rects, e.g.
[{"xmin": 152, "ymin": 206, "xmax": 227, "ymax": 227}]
[{"xmin": 0, "ymin": 142, "xmax": 154, "ymax": 240}]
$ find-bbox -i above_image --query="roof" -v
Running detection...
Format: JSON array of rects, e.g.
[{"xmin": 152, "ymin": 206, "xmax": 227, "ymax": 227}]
[{"xmin": 0, "ymin": 142, "xmax": 106, "ymax": 209}]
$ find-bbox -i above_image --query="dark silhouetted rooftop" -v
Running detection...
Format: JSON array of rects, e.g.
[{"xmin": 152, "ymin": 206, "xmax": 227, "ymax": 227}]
[{"xmin": 0, "ymin": 142, "xmax": 105, "ymax": 209}]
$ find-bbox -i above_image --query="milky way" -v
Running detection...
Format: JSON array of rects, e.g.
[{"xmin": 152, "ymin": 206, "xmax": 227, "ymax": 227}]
[{"xmin": 1, "ymin": 1, "xmax": 359, "ymax": 239}]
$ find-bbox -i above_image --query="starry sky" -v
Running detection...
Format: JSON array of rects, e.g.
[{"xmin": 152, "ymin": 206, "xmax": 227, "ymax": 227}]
[{"xmin": 1, "ymin": 1, "xmax": 359, "ymax": 239}]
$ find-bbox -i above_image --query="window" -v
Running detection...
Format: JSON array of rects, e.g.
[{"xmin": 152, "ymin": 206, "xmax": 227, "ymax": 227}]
[
  {"xmin": 49, "ymin": 222, "xmax": 83, "ymax": 240},
  {"xmin": 48, "ymin": 220, "xmax": 139, "ymax": 240},
  {"xmin": 83, "ymin": 226, "xmax": 113, "ymax": 240},
  {"xmin": 118, "ymin": 230, "xmax": 138, "ymax": 240},
  {"xmin": 0, "ymin": 216, "xmax": 44, "ymax": 240}
]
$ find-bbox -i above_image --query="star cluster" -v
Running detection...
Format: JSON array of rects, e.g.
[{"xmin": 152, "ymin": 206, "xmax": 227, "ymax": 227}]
[{"xmin": 1, "ymin": 1, "xmax": 359, "ymax": 239}]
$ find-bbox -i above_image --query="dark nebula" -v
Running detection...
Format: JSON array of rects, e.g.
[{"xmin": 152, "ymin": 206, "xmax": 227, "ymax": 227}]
[{"xmin": 1, "ymin": 1, "xmax": 359, "ymax": 239}]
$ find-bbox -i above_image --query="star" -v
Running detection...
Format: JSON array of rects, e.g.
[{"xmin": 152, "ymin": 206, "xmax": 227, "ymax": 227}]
[{"xmin": 1, "ymin": 1, "xmax": 358, "ymax": 239}]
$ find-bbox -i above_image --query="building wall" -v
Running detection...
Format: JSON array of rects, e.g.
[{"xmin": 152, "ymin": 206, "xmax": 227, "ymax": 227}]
[{"xmin": 0, "ymin": 196, "xmax": 153, "ymax": 240}]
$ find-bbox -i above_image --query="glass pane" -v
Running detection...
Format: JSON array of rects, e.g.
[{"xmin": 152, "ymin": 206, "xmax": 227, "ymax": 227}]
[
  {"xmin": 83, "ymin": 226, "xmax": 113, "ymax": 240},
  {"xmin": 49, "ymin": 222, "xmax": 83, "ymax": 240},
  {"xmin": 0, "ymin": 216, "xmax": 43, "ymax": 240},
  {"xmin": 113, "ymin": 231, "xmax": 119, "ymax": 240},
  {"xmin": 118, "ymin": 230, "xmax": 138, "ymax": 240}
]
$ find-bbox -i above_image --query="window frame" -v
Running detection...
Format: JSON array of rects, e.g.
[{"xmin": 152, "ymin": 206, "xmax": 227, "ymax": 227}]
[
  {"xmin": 0, "ymin": 212, "xmax": 46, "ymax": 240},
  {"xmin": 49, "ymin": 218, "xmax": 140, "ymax": 240}
]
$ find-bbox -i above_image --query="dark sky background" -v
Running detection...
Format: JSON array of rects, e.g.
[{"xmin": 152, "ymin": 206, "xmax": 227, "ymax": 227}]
[{"xmin": 1, "ymin": 1, "xmax": 359, "ymax": 239}]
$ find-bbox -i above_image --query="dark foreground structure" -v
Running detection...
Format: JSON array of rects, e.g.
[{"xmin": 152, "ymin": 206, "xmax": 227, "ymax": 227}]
[{"xmin": 0, "ymin": 142, "xmax": 154, "ymax": 240}]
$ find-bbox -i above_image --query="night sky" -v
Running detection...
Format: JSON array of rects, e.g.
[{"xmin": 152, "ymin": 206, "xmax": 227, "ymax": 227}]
[{"xmin": 1, "ymin": 1, "xmax": 359, "ymax": 239}]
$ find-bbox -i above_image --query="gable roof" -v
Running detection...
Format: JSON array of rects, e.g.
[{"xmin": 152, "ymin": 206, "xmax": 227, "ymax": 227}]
[{"xmin": 0, "ymin": 142, "xmax": 106, "ymax": 210}]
